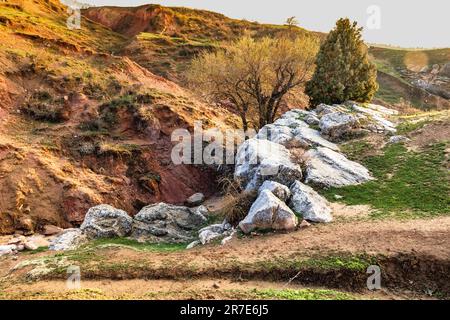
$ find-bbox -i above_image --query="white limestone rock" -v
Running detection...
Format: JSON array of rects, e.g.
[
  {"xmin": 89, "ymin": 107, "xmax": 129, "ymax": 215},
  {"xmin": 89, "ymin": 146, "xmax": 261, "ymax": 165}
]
[
  {"xmin": 258, "ymin": 180, "xmax": 291, "ymax": 202},
  {"xmin": 292, "ymin": 126, "xmax": 340, "ymax": 151},
  {"xmin": 289, "ymin": 181, "xmax": 332, "ymax": 223},
  {"xmin": 305, "ymin": 147, "xmax": 373, "ymax": 188},
  {"xmin": 49, "ymin": 229, "xmax": 88, "ymax": 251},
  {"xmin": 234, "ymin": 138, "xmax": 302, "ymax": 191},
  {"xmin": 239, "ymin": 190, "xmax": 298, "ymax": 234},
  {"xmin": 80, "ymin": 204, "xmax": 133, "ymax": 239}
]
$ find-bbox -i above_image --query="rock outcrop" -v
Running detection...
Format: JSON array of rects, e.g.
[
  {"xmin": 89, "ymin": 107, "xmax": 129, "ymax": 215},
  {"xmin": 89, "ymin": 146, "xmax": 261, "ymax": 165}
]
[
  {"xmin": 234, "ymin": 138, "xmax": 302, "ymax": 191},
  {"xmin": 319, "ymin": 111, "xmax": 361, "ymax": 141},
  {"xmin": 49, "ymin": 229, "xmax": 88, "ymax": 251},
  {"xmin": 305, "ymin": 147, "xmax": 373, "ymax": 187},
  {"xmin": 131, "ymin": 203, "xmax": 207, "ymax": 243},
  {"xmin": 80, "ymin": 204, "xmax": 133, "ymax": 239},
  {"xmin": 292, "ymin": 126, "xmax": 340, "ymax": 151},
  {"xmin": 290, "ymin": 181, "xmax": 332, "ymax": 223},
  {"xmin": 239, "ymin": 190, "xmax": 298, "ymax": 234},
  {"xmin": 258, "ymin": 180, "xmax": 291, "ymax": 202}
]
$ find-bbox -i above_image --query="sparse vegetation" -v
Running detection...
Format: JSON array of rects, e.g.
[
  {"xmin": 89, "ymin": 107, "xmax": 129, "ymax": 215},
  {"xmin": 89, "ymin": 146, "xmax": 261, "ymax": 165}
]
[
  {"xmin": 249, "ymin": 288, "xmax": 354, "ymax": 300},
  {"xmin": 21, "ymin": 91, "xmax": 68, "ymax": 123},
  {"xmin": 323, "ymin": 142, "xmax": 450, "ymax": 218}
]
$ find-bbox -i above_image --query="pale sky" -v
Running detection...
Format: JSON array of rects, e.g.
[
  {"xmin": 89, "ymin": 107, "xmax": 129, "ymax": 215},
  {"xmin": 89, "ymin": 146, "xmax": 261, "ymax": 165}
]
[{"xmin": 79, "ymin": 0, "xmax": 450, "ymax": 48}]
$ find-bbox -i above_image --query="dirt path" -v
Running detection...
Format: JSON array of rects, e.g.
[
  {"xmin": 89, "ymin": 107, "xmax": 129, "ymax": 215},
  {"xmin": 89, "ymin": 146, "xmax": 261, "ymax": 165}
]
[
  {"xmin": 0, "ymin": 279, "xmax": 428, "ymax": 300},
  {"xmin": 144, "ymin": 215, "xmax": 450, "ymax": 267}
]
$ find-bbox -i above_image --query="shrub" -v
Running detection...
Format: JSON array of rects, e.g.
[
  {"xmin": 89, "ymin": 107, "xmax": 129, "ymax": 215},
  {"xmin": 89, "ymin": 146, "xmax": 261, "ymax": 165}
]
[
  {"xmin": 187, "ymin": 35, "xmax": 319, "ymax": 129},
  {"xmin": 305, "ymin": 18, "xmax": 378, "ymax": 106},
  {"xmin": 21, "ymin": 91, "xmax": 67, "ymax": 123}
]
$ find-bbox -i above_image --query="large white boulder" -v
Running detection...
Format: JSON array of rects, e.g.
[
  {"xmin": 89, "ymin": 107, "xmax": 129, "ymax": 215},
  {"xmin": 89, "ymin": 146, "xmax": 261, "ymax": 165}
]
[
  {"xmin": 350, "ymin": 103, "xmax": 397, "ymax": 134},
  {"xmin": 273, "ymin": 117, "xmax": 308, "ymax": 129},
  {"xmin": 131, "ymin": 203, "xmax": 207, "ymax": 243},
  {"xmin": 80, "ymin": 204, "xmax": 133, "ymax": 239},
  {"xmin": 257, "ymin": 124, "xmax": 295, "ymax": 146},
  {"xmin": 319, "ymin": 111, "xmax": 361, "ymax": 141},
  {"xmin": 305, "ymin": 147, "xmax": 373, "ymax": 188},
  {"xmin": 49, "ymin": 229, "xmax": 88, "ymax": 251},
  {"xmin": 258, "ymin": 180, "xmax": 291, "ymax": 202},
  {"xmin": 292, "ymin": 126, "xmax": 340, "ymax": 151},
  {"xmin": 289, "ymin": 181, "xmax": 332, "ymax": 223},
  {"xmin": 239, "ymin": 190, "xmax": 298, "ymax": 234},
  {"xmin": 234, "ymin": 138, "xmax": 303, "ymax": 191}
]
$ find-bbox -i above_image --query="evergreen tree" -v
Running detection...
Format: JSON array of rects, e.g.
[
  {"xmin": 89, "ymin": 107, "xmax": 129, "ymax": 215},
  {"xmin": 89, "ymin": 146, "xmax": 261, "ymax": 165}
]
[{"xmin": 305, "ymin": 18, "xmax": 378, "ymax": 106}]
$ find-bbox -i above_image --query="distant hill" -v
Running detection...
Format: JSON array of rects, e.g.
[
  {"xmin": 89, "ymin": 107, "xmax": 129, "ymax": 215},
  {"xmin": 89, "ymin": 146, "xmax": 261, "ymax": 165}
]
[
  {"xmin": 83, "ymin": 4, "xmax": 449, "ymax": 109},
  {"xmin": 369, "ymin": 46, "xmax": 450, "ymax": 109}
]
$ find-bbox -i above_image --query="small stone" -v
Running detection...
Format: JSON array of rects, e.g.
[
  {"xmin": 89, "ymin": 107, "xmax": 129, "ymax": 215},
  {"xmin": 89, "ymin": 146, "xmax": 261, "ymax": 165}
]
[
  {"xmin": 388, "ymin": 135, "xmax": 410, "ymax": 144},
  {"xmin": 186, "ymin": 240, "xmax": 201, "ymax": 249},
  {"xmin": 42, "ymin": 225, "xmax": 64, "ymax": 236},
  {"xmin": 299, "ymin": 220, "xmax": 311, "ymax": 229},
  {"xmin": 334, "ymin": 194, "xmax": 344, "ymax": 200},
  {"xmin": 213, "ymin": 283, "xmax": 220, "ymax": 289},
  {"xmin": 0, "ymin": 245, "xmax": 16, "ymax": 256},
  {"xmin": 24, "ymin": 241, "xmax": 38, "ymax": 251},
  {"xmin": 186, "ymin": 193, "xmax": 205, "ymax": 207},
  {"xmin": 8, "ymin": 236, "xmax": 25, "ymax": 245}
]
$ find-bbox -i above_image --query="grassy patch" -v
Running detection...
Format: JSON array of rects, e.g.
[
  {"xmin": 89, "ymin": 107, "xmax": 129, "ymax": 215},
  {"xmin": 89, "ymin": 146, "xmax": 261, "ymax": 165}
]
[
  {"xmin": 396, "ymin": 119, "xmax": 430, "ymax": 135},
  {"xmin": 24, "ymin": 246, "xmax": 49, "ymax": 255},
  {"xmin": 248, "ymin": 288, "xmax": 355, "ymax": 300},
  {"xmin": 302, "ymin": 255, "xmax": 375, "ymax": 272},
  {"xmin": 252, "ymin": 254, "xmax": 375, "ymax": 272},
  {"xmin": 340, "ymin": 140, "xmax": 372, "ymax": 161},
  {"xmin": 85, "ymin": 238, "xmax": 187, "ymax": 252},
  {"xmin": 322, "ymin": 143, "xmax": 449, "ymax": 218},
  {"xmin": 375, "ymin": 84, "xmax": 402, "ymax": 104}
]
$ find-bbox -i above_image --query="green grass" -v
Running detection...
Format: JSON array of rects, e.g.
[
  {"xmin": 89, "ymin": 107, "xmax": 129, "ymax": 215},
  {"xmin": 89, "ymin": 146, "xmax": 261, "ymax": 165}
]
[
  {"xmin": 396, "ymin": 119, "xmax": 430, "ymax": 135},
  {"xmin": 85, "ymin": 238, "xmax": 187, "ymax": 252},
  {"xmin": 249, "ymin": 288, "xmax": 355, "ymax": 300},
  {"xmin": 375, "ymin": 84, "xmax": 403, "ymax": 104},
  {"xmin": 302, "ymin": 255, "xmax": 375, "ymax": 272},
  {"xmin": 340, "ymin": 140, "xmax": 372, "ymax": 161},
  {"xmin": 252, "ymin": 254, "xmax": 375, "ymax": 272},
  {"xmin": 24, "ymin": 246, "xmax": 49, "ymax": 255},
  {"xmin": 322, "ymin": 143, "xmax": 450, "ymax": 218}
]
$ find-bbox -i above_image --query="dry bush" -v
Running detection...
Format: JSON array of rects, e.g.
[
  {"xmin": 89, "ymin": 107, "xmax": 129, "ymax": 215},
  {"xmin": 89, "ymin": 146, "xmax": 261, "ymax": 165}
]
[
  {"xmin": 218, "ymin": 191, "xmax": 258, "ymax": 226},
  {"xmin": 216, "ymin": 168, "xmax": 257, "ymax": 226},
  {"xmin": 289, "ymin": 147, "xmax": 310, "ymax": 168}
]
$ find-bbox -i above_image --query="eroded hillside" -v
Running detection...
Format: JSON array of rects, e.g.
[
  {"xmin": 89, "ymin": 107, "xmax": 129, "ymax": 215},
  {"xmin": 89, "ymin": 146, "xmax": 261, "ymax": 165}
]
[
  {"xmin": 83, "ymin": 4, "xmax": 317, "ymax": 82},
  {"xmin": 0, "ymin": 0, "xmax": 238, "ymax": 235}
]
